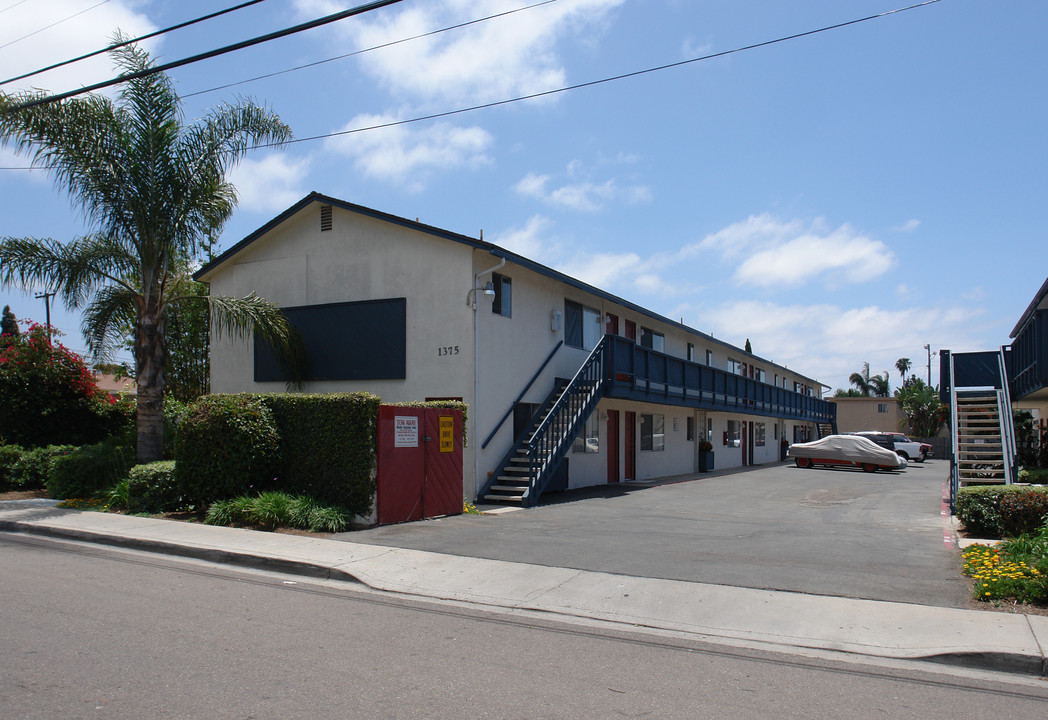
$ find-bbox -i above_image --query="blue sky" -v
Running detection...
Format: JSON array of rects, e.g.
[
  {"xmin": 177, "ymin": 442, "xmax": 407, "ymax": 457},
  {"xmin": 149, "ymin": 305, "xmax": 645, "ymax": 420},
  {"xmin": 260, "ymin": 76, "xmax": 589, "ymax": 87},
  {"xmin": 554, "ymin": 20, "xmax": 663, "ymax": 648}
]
[{"xmin": 1, "ymin": 0, "xmax": 1045, "ymax": 394}]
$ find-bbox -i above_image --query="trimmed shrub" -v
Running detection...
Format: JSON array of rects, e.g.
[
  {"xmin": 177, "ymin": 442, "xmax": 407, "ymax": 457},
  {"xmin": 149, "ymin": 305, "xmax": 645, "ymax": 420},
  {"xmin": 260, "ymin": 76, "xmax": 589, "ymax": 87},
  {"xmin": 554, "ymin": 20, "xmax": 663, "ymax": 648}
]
[
  {"xmin": 1000, "ymin": 488, "xmax": 1048, "ymax": 537},
  {"xmin": 123, "ymin": 460, "xmax": 181, "ymax": 513},
  {"xmin": 1, "ymin": 444, "xmax": 78, "ymax": 491},
  {"xmin": 1017, "ymin": 468, "xmax": 1048, "ymax": 484},
  {"xmin": 956, "ymin": 485, "xmax": 1048, "ymax": 538},
  {"xmin": 46, "ymin": 438, "xmax": 134, "ymax": 499},
  {"xmin": 0, "ymin": 444, "xmax": 23, "ymax": 490},
  {"xmin": 258, "ymin": 392, "xmax": 380, "ymax": 517},
  {"xmin": 175, "ymin": 394, "xmax": 281, "ymax": 505}
]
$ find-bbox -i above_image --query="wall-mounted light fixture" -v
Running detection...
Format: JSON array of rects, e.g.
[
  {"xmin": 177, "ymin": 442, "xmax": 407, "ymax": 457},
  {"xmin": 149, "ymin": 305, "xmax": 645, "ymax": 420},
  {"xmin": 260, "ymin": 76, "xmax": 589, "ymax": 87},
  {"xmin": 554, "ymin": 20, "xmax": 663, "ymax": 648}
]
[
  {"xmin": 551, "ymin": 310, "xmax": 562, "ymax": 332},
  {"xmin": 483, "ymin": 281, "xmax": 495, "ymax": 297},
  {"xmin": 467, "ymin": 255, "xmax": 506, "ymax": 309}
]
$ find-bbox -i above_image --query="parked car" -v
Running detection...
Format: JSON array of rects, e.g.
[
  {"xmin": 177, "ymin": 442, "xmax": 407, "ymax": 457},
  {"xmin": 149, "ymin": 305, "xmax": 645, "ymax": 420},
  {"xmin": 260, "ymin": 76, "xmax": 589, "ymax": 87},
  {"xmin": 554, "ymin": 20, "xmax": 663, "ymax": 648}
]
[
  {"xmin": 788, "ymin": 434, "xmax": 907, "ymax": 472},
  {"xmin": 853, "ymin": 431, "xmax": 932, "ymax": 462}
]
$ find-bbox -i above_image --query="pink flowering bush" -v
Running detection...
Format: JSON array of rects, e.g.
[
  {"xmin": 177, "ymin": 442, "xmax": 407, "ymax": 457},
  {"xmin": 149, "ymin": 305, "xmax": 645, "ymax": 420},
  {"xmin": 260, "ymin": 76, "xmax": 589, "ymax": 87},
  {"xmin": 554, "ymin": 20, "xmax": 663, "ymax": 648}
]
[{"xmin": 0, "ymin": 324, "xmax": 133, "ymax": 448}]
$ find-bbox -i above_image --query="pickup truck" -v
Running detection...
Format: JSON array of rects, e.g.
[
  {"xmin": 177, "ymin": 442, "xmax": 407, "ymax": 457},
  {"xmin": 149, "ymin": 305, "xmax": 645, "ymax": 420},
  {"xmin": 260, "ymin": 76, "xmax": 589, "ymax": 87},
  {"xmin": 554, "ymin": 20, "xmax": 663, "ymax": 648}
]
[{"xmin": 854, "ymin": 431, "xmax": 932, "ymax": 462}]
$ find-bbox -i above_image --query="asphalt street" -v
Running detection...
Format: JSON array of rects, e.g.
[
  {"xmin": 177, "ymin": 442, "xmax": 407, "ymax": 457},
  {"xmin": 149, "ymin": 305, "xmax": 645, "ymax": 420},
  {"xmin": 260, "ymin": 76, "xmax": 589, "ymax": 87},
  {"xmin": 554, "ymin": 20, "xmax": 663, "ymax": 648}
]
[
  {"xmin": 4, "ymin": 534, "xmax": 1046, "ymax": 720},
  {"xmin": 338, "ymin": 460, "xmax": 971, "ymax": 607}
]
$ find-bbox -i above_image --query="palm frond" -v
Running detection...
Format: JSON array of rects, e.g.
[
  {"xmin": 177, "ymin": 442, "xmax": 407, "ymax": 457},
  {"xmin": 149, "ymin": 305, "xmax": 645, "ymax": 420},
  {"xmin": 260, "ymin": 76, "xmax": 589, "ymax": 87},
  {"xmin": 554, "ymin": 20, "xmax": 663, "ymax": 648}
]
[
  {"xmin": 209, "ymin": 293, "xmax": 306, "ymax": 389},
  {"xmin": 82, "ymin": 284, "xmax": 140, "ymax": 362}
]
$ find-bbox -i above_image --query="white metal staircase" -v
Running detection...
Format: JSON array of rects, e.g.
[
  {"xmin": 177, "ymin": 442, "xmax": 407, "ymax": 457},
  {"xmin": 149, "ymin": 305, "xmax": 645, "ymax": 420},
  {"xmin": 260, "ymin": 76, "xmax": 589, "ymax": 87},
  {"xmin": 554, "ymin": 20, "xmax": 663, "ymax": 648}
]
[{"xmin": 947, "ymin": 349, "xmax": 1016, "ymax": 494}]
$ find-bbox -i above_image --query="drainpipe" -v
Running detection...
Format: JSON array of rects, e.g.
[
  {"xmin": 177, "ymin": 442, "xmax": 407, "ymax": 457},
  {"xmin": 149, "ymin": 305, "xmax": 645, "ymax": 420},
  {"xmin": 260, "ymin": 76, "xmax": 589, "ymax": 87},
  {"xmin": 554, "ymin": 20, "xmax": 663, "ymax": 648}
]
[{"xmin": 471, "ymin": 251, "xmax": 506, "ymax": 500}]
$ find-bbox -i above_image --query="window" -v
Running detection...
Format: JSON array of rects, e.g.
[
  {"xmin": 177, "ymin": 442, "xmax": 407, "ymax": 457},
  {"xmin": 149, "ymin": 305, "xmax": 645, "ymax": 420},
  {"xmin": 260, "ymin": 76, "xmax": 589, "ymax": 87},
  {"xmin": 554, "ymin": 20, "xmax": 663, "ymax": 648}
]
[
  {"xmin": 774, "ymin": 374, "xmax": 779, "ymax": 387},
  {"xmin": 686, "ymin": 416, "xmax": 695, "ymax": 441},
  {"xmin": 255, "ymin": 298, "xmax": 405, "ymax": 382},
  {"xmin": 706, "ymin": 350, "xmax": 713, "ymax": 366},
  {"xmin": 725, "ymin": 420, "xmax": 740, "ymax": 447},
  {"xmin": 565, "ymin": 300, "xmax": 601, "ymax": 350},
  {"xmin": 640, "ymin": 414, "xmax": 665, "ymax": 451},
  {"xmin": 877, "ymin": 403, "xmax": 889, "ymax": 413},
  {"xmin": 707, "ymin": 418, "xmax": 713, "ymax": 442},
  {"xmin": 640, "ymin": 327, "xmax": 665, "ymax": 352},
  {"xmin": 730, "ymin": 358, "xmax": 744, "ymax": 375},
  {"xmin": 687, "ymin": 343, "xmax": 695, "ymax": 362},
  {"xmin": 755, "ymin": 368, "xmax": 766, "ymax": 383},
  {"xmin": 491, "ymin": 273, "xmax": 511, "ymax": 317},
  {"xmin": 572, "ymin": 413, "xmax": 600, "ymax": 454},
  {"xmin": 755, "ymin": 423, "xmax": 766, "ymax": 446}
]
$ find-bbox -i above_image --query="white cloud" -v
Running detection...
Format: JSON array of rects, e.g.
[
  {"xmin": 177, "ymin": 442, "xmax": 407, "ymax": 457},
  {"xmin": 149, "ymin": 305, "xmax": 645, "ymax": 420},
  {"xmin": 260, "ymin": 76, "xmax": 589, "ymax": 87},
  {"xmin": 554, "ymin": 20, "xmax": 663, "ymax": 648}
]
[
  {"xmin": 491, "ymin": 215, "xmax": 557, "ymax": 259},
  {"xmin": 689, "ymin": 214, "xmax": 896, "ymax": 289},
  {"xmin": 228, "ymin": 154, "xmax": 311, "ymax": 214},
  {"xmin": 325, "ymin": 115, "xmax": 493, "ymax": 190},
  {"xmin": 894, "ymin": 219, "xmax": 921, "ymax": 233},
  {"xmin": 514, "ymin": 167, "xmax": 652, "ymax": 212},
  {"xmin": 0, "ymin": 1, "xmax": 157, "ymax": 95},
  {"xmin": 695, "ymin": 299, "xmax": 981, "ymax": 392},
  {"xmin": 299, "ymin": 0, "xmax": 625, "ymax": 107}
]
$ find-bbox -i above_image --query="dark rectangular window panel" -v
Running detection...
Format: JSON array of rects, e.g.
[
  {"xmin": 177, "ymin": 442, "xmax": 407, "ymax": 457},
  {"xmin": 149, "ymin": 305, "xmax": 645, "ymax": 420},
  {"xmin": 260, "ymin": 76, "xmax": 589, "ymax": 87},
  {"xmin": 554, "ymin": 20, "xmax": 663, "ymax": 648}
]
[
  {"xmin": 565, "ymin": 299, "xmax": 583, "ymax": 348},
  {"xmin": 254, "ymin": 298, "xmax": 406, "ymax": 382},
  {"xmin": 492, "ymin": 273, "xmax": 511, "ymax": 317}
]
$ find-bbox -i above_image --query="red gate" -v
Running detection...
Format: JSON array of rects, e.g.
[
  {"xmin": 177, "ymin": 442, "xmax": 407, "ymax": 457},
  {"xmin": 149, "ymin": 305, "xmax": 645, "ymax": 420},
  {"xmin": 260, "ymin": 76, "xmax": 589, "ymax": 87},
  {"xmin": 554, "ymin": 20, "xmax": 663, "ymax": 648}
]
[{"xmin": 376, "ymin": 406, "xmax": 463, "ymax": 526}]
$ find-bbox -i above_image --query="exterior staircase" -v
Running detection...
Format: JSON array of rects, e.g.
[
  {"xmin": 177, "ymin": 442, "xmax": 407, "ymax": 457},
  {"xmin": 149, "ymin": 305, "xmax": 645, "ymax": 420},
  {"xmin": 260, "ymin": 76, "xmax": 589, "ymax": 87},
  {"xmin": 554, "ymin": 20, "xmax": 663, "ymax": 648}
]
[
  {"xmin": 483, "ymin": 337, "xmax": 608, "ymax": 507},
  {"xmin": 816, "ymin": 421, "xmax": 837, "ymax": 438},
  {"xmin": 954, "ymin": 392, "xmax": 1010, "ymax": 485},
  {"xmin": 943, "ymin": 349, "xmax": 1016, "ymax": 507}
]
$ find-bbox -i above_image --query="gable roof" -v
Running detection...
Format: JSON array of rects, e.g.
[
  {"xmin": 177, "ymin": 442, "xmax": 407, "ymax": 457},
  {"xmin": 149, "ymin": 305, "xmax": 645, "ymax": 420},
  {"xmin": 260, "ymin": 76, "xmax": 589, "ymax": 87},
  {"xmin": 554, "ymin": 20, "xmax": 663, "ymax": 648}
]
[
  {"xmin": 1010, "ymin": 276, "xmax": 1048, "ymax": 339},
  {"xmin": 195, "ymin": 192, "xmax": 827, "ymax": 389}
]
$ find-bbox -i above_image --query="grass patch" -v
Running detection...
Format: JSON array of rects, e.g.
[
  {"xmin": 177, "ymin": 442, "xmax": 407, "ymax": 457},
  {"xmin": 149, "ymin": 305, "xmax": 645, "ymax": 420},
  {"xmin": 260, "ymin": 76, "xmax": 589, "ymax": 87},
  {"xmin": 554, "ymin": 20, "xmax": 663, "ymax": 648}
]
[{"xmin": 205, "ymin": 491, "xmax": 350, "ymax": 533}]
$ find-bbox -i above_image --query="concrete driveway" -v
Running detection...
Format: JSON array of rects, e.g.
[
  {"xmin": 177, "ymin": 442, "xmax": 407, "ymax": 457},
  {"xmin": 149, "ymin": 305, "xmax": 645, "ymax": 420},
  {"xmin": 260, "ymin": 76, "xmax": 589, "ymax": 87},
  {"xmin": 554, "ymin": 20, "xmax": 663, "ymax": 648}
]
[{"xmin": 337, "ymin": 459, "xmax": 972, "ymax": 608}]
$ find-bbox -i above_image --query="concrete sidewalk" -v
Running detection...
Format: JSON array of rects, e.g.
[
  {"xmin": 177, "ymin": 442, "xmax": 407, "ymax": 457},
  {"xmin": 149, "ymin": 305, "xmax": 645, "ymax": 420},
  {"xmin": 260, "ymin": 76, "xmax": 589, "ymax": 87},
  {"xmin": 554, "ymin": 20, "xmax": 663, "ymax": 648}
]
[{"xmin": 1, "ymin": 501, "xmax": 1046, "ymax": 677}]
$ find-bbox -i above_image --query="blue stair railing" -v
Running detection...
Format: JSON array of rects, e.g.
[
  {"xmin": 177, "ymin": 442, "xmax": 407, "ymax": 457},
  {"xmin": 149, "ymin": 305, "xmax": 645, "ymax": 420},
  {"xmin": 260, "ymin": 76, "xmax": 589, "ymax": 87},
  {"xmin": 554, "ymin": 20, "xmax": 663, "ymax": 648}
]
[{"xmin": 522, "ymin": 336, "xmax": 608, "ymax": 506}]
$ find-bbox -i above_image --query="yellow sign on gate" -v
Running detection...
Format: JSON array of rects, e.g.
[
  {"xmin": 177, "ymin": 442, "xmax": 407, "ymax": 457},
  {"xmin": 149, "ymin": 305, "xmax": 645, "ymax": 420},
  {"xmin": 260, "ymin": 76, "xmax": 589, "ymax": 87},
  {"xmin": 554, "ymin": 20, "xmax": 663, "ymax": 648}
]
[{"xmin": 439, "ymin": 416, "xmax": 454, "ymax": 453}]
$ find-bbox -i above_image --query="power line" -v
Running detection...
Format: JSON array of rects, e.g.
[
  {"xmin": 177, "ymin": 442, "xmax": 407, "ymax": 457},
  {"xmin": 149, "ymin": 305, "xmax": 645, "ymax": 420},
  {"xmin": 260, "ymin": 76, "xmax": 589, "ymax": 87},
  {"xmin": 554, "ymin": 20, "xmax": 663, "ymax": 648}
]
[
  {"xmin": 1, "ymin": 0, "xmax": 270, "ymax": 87},
  {"xmin": 2, "ymin": 0, "xmax": 409, "ymax": 114},
  {"xmin": 0, "ymin": 0, "xmax": 944, "ymax": 165},
  {"xmin": 277, "ymin": 0, "xmax": 944, "ymax": 148},
  {"xmin": 0, "ymin": 0, "xmax": 31, "ymax": 16},
  {"xmin": 0, "ymin": 0, "xmax": 112, "ymax": 52},
  {"xmin": 184, "ymin": 0, "xmax": 559, "ymax": 100}
]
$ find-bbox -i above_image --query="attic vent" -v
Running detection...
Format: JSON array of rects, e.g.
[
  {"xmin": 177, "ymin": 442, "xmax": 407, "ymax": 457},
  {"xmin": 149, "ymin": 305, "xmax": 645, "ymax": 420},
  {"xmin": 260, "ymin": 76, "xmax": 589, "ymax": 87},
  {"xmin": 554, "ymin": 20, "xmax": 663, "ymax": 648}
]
[{"xmin": 320, "ymin": 204, "xmax": 333, "ymax": 232}]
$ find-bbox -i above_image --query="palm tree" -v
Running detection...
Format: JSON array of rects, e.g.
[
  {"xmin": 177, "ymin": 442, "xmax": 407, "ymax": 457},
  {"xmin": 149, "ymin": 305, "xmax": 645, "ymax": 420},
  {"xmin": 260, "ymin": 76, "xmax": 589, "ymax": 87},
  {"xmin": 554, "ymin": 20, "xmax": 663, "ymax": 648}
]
[
  {"xmin": 895, "ymin": 357, "xmax": 911, "ymax": 380},
  {"xmin": 0, "ymin": 41, "xmax": 298, "ymax": 463},
  {"xmin": 869, "ymin": 372, "xmax": 890, "ymax": 398},
  {"xmin": 849, "ymin": 362, "xmax": 874, "ymax": 396}
]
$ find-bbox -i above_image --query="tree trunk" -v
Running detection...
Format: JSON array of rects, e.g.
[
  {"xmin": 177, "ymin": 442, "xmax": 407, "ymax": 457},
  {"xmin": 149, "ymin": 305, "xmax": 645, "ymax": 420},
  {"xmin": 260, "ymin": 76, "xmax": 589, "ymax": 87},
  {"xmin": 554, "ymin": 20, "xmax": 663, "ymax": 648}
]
[{"xmin": 135, "ymin": 304, "xmax": 167, "ymax": 463}]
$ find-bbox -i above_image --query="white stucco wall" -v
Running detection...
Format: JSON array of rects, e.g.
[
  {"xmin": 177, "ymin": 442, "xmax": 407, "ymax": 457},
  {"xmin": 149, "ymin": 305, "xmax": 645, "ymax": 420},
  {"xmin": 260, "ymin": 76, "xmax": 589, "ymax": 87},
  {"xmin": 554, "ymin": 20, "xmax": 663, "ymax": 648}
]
[{"xmin": 202, "ymin": 202, "xmax": 481, "ymax": 495}]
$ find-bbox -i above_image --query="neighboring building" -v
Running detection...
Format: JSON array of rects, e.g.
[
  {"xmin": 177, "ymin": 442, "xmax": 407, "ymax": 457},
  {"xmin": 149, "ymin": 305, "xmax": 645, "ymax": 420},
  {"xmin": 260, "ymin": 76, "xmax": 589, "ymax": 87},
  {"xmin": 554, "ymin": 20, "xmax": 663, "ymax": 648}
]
[
  {"xmin": 1006, "ymin": 276, "xmax": 1048, "ymax": 429},
  {"xmin": 94, "ymin": 372, "xmax": 136, "ymax": 398},
  {"xmin": 828, "ymin": 396, "xmax": 907, "ymax": 435},
  {"xmin": 195, "ymin": 193, "xmax": 834, "ymax": 504}
]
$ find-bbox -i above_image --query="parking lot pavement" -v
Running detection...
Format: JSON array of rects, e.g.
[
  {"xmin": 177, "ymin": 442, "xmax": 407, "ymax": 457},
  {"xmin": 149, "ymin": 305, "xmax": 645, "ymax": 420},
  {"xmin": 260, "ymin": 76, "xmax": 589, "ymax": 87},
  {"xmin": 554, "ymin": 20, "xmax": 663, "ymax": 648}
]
[{"xmin": 336, "ymin": 459, "xmax": 973, "ymax": 608}]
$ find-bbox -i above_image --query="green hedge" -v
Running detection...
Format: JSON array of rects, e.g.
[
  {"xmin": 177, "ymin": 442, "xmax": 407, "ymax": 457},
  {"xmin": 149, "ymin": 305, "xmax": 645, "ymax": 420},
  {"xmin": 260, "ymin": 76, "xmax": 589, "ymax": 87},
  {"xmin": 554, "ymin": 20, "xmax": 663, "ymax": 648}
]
[
  {"xmin": 125, "ymin": 460, "xmax": 181, "ymax": 513},
  {"xmin": 258, "ymin": 392, "xmax": 381, "ymax": 517},
  {"xmin": 956, "ymin": 485, "xmax": 1048, "ymax": 538},
  {"xmin": 0, "ymin": 444, "xmax": 78, "ymax": 491},
  {"xmin": 175, "ymin": 395, "xmax": 281, "ymax": 505},
  {"xmin": 47, "ymin": 438, "xmax": 135, "ymax": 499}
]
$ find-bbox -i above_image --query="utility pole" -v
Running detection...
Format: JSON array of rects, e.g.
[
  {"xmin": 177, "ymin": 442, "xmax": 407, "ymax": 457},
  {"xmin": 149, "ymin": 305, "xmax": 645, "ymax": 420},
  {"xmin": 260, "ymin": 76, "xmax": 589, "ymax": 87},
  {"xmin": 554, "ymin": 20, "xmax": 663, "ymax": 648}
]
[
  {"xmin": 923, "ymin": 344, "xmax": 934, "ymax": 386},
  {"xmin": 35, "ymin": 291, "xmax": 55, "ymax": 340}
]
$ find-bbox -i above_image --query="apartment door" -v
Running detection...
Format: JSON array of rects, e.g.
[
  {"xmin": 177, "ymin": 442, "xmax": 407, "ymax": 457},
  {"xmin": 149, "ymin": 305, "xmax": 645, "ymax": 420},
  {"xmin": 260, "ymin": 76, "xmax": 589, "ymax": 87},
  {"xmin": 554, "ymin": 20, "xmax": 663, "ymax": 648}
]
[
  {"xmin": 624, "ymin": 319, "xmax": 636, "ymax": 342},
  {"xmin": 607, "ymin": 409, "xmax": 619, "ymax": 483},
  {"xmin": 624, "ymin": 411, "xmax": 636, "ymax": 481},
  {"xmin": 741, "ymin": 422, "xmax": 748, "ymax": 466},
  {"xmin": 606, "ymin": 313, "xmax": 619, "ymax": 336}
]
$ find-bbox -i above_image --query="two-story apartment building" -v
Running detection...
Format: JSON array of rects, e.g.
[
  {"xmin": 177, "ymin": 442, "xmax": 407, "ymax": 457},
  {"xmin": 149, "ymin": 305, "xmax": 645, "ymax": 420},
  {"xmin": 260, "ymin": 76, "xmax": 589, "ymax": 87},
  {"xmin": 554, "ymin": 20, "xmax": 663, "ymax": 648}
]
[{"xmin": 195, "ymin": 193, "xmax": 835, "ymax": 505}]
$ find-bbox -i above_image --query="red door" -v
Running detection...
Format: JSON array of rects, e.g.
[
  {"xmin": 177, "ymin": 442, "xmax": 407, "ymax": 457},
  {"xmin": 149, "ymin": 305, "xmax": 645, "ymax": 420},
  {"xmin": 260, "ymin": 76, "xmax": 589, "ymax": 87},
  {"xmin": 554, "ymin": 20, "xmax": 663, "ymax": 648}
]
[
  {"xmin": 376, "ymin": 406, "xmax": 463, "ymax": 525},
  {"xmin": 606, "ymin": 313, "xmax": 619, "ymax": 336},
  {"xmin": 607, "ymin": 409, "xmax": 619, "ymax": 483},
  {"xmin": 624, "ymin": 319, "xmax": 636, "ymax": 342},
  {"xmin": 624, "ymin": 411, "xmax": 636, "ymax": 481}
]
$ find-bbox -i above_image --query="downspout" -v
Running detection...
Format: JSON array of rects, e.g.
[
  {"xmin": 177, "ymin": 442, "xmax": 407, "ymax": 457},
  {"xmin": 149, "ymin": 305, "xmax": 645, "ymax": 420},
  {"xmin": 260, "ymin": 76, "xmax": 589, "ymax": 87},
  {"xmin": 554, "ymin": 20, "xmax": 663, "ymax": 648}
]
[{"xmin": 471, "ymin": 251, "xmax": 507, "ymax": 499}]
